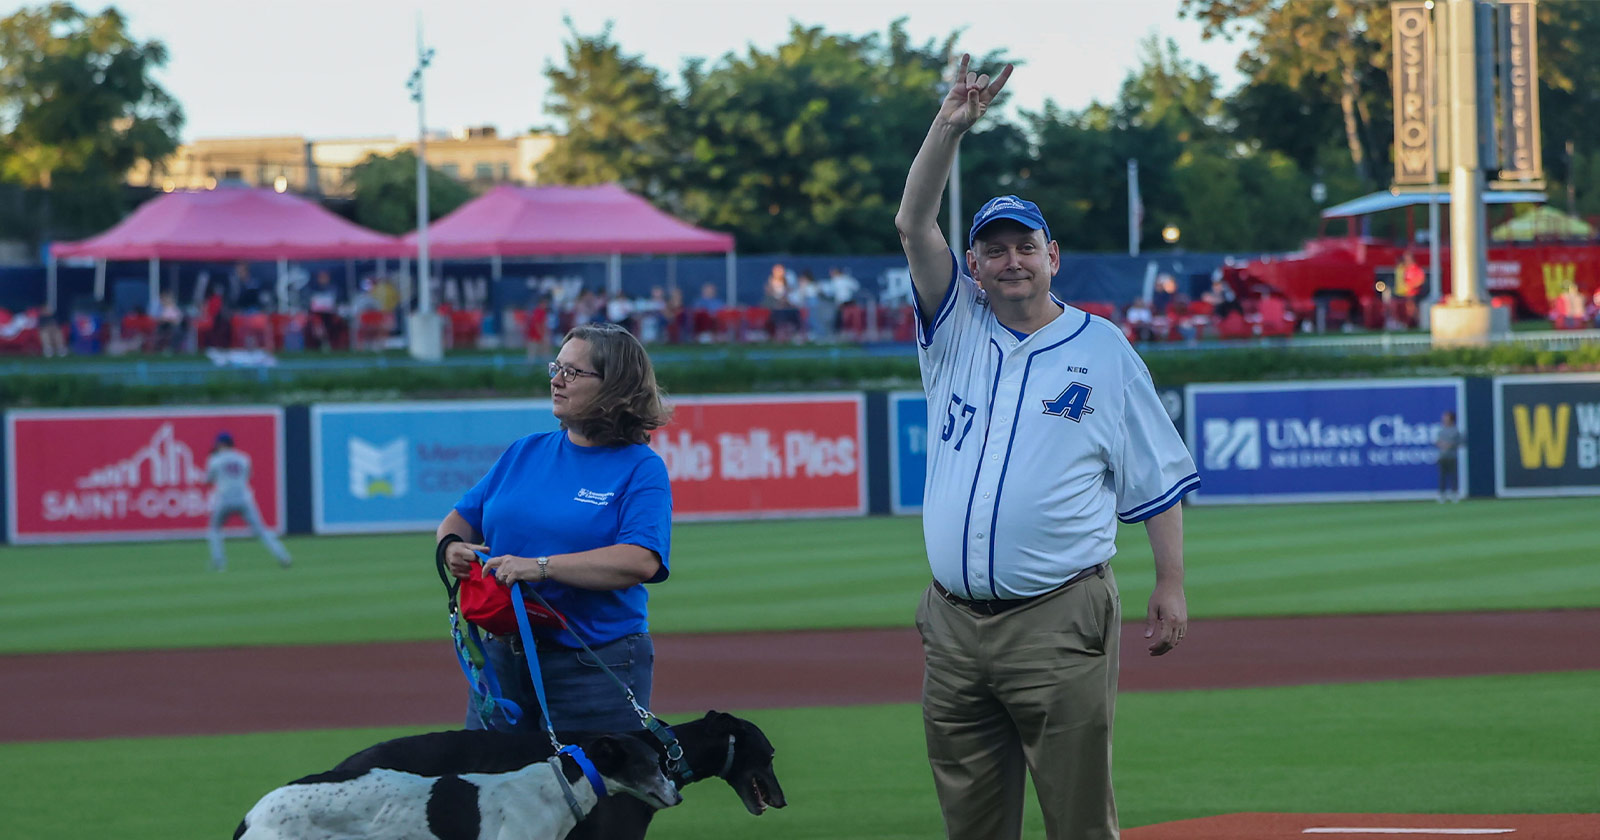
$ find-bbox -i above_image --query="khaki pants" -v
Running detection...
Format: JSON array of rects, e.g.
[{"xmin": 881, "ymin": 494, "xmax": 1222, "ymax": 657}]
[{"xmin": 916, "ymin": 569, "xmax": 1121, "ymax": 840}]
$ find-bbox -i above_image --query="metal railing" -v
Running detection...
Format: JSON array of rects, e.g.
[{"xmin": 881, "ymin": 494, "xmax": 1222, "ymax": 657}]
[
  {"xmin": 4, "ymin": 329, "xmax": 1594, "ymax": 388},
  {"xmin": 1140, "ymin": 328, "xmax": 1600, "ymax": 356}
]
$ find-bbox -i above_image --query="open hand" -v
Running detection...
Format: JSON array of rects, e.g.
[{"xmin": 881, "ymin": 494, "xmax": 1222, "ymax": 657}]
[
  {"xmin": 1145, "ymin": 581, "xmax": 1188, "ymax": 656},
  {"xmin": 937, "ymin": 54, "xmax": 1013, "ymax": 134}
]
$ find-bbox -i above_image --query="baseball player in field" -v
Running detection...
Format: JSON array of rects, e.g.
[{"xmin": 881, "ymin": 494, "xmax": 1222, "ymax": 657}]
[
  {"xmin": 205, "ymin": 431, "xmax": 291, "ymax": 571},
  {"xmin": 895, "ymin": 56, "xmax": 1200, "ymax": 840}
]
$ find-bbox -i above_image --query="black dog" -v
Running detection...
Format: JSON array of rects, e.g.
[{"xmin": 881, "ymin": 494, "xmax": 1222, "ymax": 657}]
[{"xmin": 327, "ymin": 710, "xmax": 787, "ymax": 840}]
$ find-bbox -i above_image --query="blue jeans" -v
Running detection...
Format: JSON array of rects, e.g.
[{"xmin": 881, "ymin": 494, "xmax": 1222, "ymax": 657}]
[{"xmin": 466, "ymin": 633, "xmax": 654, "ymax": 734}]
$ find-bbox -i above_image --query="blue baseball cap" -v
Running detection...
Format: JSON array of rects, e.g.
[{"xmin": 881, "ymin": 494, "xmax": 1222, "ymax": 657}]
[
  {"xmin": 215, "ymin": 431, "xmax": 233, "ymax": 446},
  {"xmin": 968, "ymin": 195, "xmax": 1052, "ymax": 249}
]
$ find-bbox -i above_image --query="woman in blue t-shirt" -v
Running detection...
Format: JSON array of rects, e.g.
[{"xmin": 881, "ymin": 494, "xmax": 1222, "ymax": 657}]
[{"xmin": 436, "ymin": 322, "xmax": 673, "ymax": 733}]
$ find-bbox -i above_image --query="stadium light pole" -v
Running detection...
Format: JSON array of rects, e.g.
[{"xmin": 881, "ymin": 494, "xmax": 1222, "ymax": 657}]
[
  {"xmin": 406, "ymin": 22, "xmax": 443, "ymax": 361},
  {"xmin": 1431, "ymin": 0, "xmax": 1492, "ymax": 347}
]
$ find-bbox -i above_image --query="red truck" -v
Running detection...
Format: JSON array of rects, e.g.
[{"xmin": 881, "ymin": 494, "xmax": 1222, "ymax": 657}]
[{"xmin": 1222, "ymin": 190, "xmax": 1600, "ymax": 328}]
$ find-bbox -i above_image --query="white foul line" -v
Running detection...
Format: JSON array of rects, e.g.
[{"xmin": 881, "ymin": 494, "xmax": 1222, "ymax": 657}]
[{"xmin": 1303, "ymin": 830, "xmax": 1514, "ymax": 836}]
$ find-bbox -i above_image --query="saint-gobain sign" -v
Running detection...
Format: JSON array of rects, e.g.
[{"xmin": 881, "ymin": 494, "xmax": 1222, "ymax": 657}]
[
  {"xmin": 1186, "ymin": 380, "xmax": 1465, "ymax": 504},
  {"xmin": 6, "ymin": 407, "xmax": 284, "ymax": 543}
]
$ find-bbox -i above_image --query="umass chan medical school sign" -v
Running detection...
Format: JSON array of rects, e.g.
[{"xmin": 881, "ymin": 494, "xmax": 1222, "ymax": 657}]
[{"xmin": 1392, "ymin": 1, "xmax": 1436, "ymax": 186}]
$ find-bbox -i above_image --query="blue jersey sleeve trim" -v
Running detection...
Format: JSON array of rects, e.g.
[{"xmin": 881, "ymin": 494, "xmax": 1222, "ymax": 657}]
[
  {"xmin": 916, "ymin": 251, "xmax": 962, "ymax": 348},
  {"xmin": 1118, "ymin": 473, "xmax": 1202, "ymax": 523}
]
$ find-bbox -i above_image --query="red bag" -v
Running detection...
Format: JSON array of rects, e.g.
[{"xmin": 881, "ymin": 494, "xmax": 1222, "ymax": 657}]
[{"xmin": 457, "ymin": 562, "xmax": 567, "ymax": 636}]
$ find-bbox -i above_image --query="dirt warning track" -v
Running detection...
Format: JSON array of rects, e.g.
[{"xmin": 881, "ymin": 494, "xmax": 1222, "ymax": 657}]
[{"xmin": 2, "ymin": 609, "xmax": 1597, "ymax": 743}]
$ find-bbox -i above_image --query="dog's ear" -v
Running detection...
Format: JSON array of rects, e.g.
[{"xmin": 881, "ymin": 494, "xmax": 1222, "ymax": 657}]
[{"xmin": 582, "ymin": 736, "xmax": 622, "ymax": 770}]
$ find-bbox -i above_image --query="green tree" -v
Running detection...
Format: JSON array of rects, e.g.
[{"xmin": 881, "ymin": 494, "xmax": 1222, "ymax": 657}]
[
  {"xmin": 535, "ymin": 21, "xmax": 677, "ymax": 192},
  {"xmin": 344, "ymin": 150, "xmax": 473, "ymax": 235},
  {"xmin": 1533, "ymin": 2, "xmax": 1600, "ymax": 208},
  {"xmin": 670, "ymin": 22, "xmax": 1021, "ymax": 253},
  {"xmin": 1022, "ymin": 101, "xmax": 1182, "ymax": 253},
  {"xmin": 0, "ymin": 2, "xmax": 183, "ymax": 239},
  {"xmin": 1021, "ymin": 37, "xmax": 1229, "ymax": 252},
  {"xmin": 1173, "ymin": 147, "xmax": 1317, "ymax": 251},
  {"xmin": 1181, "ymin": 0, "xmax": 1392, "ymax": 188}
]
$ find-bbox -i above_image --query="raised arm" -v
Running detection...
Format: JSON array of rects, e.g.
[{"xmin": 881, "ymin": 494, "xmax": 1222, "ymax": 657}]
[{"xmin": 894, "ymin": 54, "xmax": 1012, "ymax": 320}]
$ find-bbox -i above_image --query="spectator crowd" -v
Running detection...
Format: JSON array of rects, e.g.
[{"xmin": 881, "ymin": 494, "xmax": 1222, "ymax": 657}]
[{"xmin": 6, "ymin": 261, "xmax": 1598, "ymax": 358}]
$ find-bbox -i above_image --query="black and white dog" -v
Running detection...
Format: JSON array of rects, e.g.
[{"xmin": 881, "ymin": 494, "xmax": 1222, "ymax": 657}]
[
  {"xmin": 234, "ymin": 733, "xmax": 679, "ymax": 840},
  {"xmin": 326, "ymin": 711, "xmax": 787, "ymax": 840}
]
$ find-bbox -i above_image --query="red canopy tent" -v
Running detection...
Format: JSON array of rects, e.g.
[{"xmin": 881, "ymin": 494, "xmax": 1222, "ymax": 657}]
[
  {"xmin": 400, "ymin": 183, "xmax": 736, "ymax": 298},
  {"xmin": 48, "ymin": 186, "xmax": 406, "ymax": 312}
]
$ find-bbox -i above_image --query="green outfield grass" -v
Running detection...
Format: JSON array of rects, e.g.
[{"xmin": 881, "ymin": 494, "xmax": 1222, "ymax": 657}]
[
  {"xmin": 2, "ymin": 671, "xmax": 1594, "ymax": 840},
  {"xmin": 1, "ymin": 497, "xmax": 1597, "ymax": 654}
]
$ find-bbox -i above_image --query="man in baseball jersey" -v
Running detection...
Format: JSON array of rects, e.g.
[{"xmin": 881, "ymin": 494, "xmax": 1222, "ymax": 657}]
[
  {"xmin": 894, "ymin": 56, "xmax": 1200, "ymax": 840},
  {"xmin": 205, "ymin": 431, "xmax": 292, "ymax": 571}
]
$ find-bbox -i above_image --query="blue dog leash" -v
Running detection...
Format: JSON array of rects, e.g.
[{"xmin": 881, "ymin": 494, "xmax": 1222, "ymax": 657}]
[
  {"xmin": 438, "ymin": 546, "xmax": 521, "ymax": 729},
  {"xmin": 514, "ymin": 581, "xmax": 695, "ymax": 784},
  {"xmin": 454, "ymin": 547, "xmax": 692, "ymax": 788},
  {"xmin": 509, "ymin": 580, "xmax": 608, "ymax": 823},
  {"xmin": 448, "ymin": 610, "xmax": 524, "ymax": 728}
]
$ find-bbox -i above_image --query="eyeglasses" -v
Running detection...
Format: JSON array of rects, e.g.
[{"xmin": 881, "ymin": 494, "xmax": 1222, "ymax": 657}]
[{"xmin": 548, "ymin": 361, "xmax": 602, "ymax": 382}]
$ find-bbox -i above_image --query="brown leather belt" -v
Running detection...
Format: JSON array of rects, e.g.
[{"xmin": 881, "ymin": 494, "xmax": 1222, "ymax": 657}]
[{"xmin": 933, "ymin": 563, "xmax": 1106, "ymax": 616}]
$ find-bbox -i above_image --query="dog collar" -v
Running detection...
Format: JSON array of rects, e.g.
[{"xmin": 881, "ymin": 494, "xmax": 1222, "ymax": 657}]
[
  {"xmin": 546, "ymin": 755, "xmax": 585, "ymax": 825},
  {"xmin": 717, "ymin": 734, "xmax": 736, "ymax": 778},
  {"xmin": 559, "ymin": 745, "xmax": 608, "ymax": 799}
]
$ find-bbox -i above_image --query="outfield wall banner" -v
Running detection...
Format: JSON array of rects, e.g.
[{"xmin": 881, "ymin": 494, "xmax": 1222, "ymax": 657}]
[
  {"xmin": 311, "ymin": 401, "xmax": 559, "ymax": 534},
  {"xmin": 651, "ymin": 394, "xmax": 867, "ymax": 519},
  {"xmin": 1493, "ymin": 374, "xmax": 1600, "ymax": 497},
  {"xmin": 1186, "ymin": 379, "xmax": 1465, "ymax": 504},
  {"xmin": 889, "ymin": 391, "xmax": 929, "ymax": 515},
  {"xmin": 5, "ymin": 407, "xmax": 284, "ymax": 543}
]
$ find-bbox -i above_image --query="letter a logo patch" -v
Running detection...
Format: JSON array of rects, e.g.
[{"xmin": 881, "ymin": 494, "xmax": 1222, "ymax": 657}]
[{"xmin": 1043, "ymin": 382, "xmax": 1094, "ymax": 422}]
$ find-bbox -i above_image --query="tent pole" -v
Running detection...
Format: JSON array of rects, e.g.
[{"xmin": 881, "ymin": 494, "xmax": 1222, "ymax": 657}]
[
  {"xmin": 666, "ymin": 255, "xmax": 676, "ymax": 293},
  {"xmin": 608, "ymin": 253, "xmax": 622, "ymax": 297},
  {"xmin": 94, "ymin": 259, "xmax": 106, "ymax": 302},
  {"xmin": 148, "ymin": 257, "xmax": 160, "ymax": 314},
  {"xmin": 47, "ymin": 253, "xmax": 58, "ymax": 313},
  {"xmin": 491, "ymin": 253, "xmax": 502, "ymax": 280},
  {"xmin": 277, "ymin": 257, "xmax": 290, "ymax": 313},
  {"xmin": 400, "ymin": 258, "xmax": 412, "ymax": 310},
  {"xmin": 725, "ymin": 250, "xmax": 737, "ymax": 306}
]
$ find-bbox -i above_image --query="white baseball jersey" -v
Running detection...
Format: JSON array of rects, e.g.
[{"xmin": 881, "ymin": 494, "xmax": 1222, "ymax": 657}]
[
  {"xmin": 206, "ymin": 448, "xmax": 255, "ymax": 507},
  {"xmin": 916, "ymin": 253, "xmax": 1200, "ymax": 599}
]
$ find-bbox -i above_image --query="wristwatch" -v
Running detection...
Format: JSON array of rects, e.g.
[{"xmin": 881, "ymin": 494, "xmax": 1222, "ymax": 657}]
[{"xmin": 536, "ymin": 556, "xmax": 550, "ymax": 581}]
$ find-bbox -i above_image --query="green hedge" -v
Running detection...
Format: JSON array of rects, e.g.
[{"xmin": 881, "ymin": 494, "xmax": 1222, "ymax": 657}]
[{"xmin": 3, "ymin": 343, "xmax": 1597, "ymax": 408}]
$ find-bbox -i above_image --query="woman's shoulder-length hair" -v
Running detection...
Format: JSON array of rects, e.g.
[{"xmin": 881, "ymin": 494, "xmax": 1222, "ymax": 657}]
[{"xmin": 562, "ymin": 322, "xmax": 672, "ymax": 446}]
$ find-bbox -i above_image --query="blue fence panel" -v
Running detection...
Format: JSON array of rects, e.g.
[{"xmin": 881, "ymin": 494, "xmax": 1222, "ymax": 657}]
[
  {"xmin": 889, "ymin": 391, "xmax": 929, "ymax": 514},
  {"xmin": 311, "ymin": 400, "xmax": 559, "ymax": 534}
]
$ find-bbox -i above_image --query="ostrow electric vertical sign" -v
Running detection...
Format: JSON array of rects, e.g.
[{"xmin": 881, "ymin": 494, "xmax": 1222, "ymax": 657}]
[
  {"xmin": 1494, "ymin": 374, "xmax": 1600, "ymax": 497},
  {"xmin": 1186, "ymin": 380, "xmax": 1465, "ymax": 504},
  {"xmin": 1392, "ymin": 2, "xmax": 1436, "ymax": 186},
  {"xmin": 1390, "ymin": 0, "xmax": 1543, "ymax": 187}
]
